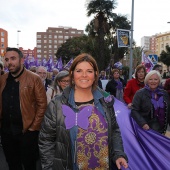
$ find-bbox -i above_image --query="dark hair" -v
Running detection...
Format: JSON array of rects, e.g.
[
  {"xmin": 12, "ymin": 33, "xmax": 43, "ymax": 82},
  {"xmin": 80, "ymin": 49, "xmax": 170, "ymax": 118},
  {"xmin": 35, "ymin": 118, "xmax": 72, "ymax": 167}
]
[
  {"xmin": 5, "ymin": 47, "xmax": 23, "ymax": 58},
  {"xmin": 69, "ymin": 53, "xmax": 99, "ymax": 90},
  {"xmin": 135, "ymin": 64, "xmax": 147, "ymax": 79},
  {"xmin": 153, "ymin": 64, "xmax": 162, "ymax": 70}
]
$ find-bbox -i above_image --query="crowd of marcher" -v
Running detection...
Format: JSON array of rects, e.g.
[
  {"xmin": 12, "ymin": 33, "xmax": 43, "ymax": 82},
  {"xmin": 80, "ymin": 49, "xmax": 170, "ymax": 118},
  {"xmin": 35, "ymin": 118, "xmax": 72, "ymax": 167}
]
[{"xmin": 0, "ymin": 47, "xmax": 170, "ymax": 170}]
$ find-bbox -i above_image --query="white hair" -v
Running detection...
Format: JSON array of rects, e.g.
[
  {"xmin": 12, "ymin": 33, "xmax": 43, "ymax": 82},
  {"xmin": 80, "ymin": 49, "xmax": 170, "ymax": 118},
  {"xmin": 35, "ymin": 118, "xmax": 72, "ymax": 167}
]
[{"xmin": 144, "ymin": 70, "xmax": 162, "ymax": 85}]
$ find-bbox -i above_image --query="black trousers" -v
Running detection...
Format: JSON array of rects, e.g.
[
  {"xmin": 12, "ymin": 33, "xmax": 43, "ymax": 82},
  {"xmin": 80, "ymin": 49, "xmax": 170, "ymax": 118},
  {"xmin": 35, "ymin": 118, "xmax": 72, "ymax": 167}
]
[{"xmin": 1, "ymin": 130, "xmax": 39, "ymax": 170}]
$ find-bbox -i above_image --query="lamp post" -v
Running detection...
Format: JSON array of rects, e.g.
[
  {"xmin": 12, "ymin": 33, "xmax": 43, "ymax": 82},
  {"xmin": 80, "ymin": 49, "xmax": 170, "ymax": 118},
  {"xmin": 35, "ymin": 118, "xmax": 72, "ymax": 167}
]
[
  {"xmin": 129, "ymin": 0, "xmax": 134, "ymax": 79},
  {"xmin": 17, "ymin": 30, "xmax": 21, "ymax": 48}
]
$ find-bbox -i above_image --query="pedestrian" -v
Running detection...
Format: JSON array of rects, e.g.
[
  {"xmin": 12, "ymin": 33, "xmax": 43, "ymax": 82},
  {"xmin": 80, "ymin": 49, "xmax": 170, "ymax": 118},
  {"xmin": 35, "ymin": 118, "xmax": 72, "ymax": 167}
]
[
  {"xmin": 36, "ymin": 66, "xmax": 52, "ymax": 91},
  {"xmin": 46, "ymin": 70, "xmax": 70, "ymax": 104},
  {"xmin": 106, "ymin": 68, "xmax": 126, "ymax": 102},
  {"xmin": 131, "ymin": 70, "xmax": 170, "ymax": 134},
  {"xmin": 164, "ymin": 77, "xmax": 170, "ymax": 99},
  {"xmin": 39, "ymin": 53, "xmax": 128, "ymax": 170},
  {"xmin": 123, "ymin": 64, "xmax": 147, "ymax": 108},
  {"xmin": 0, "ymin": 47, "xmax": 47, "ymax": 170}
]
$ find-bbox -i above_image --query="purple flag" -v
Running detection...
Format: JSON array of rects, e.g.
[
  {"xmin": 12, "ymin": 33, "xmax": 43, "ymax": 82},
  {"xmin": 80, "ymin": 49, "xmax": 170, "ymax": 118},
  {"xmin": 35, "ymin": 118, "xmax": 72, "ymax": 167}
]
[
  {"xmin": 41, "ymin": 58, "xmax": 47, "ymax": 67},
  {"xmin": 55, "ymin": 57, "xmax": 63, "ymax": 71},
  {"xmin": 141, "ymin": 52, "xmax": 154, "ymax": 73},
  {"xmin": 46, "ymin": 56, "xmax": 54, "ymax": 72},
  {"xmin": 63, "ymin": 58, "xmax": 73, "ymax": 70},
  {"xmin": 114, "ymin": 97, "xmax": 170, "ymax": 170},
  {"xmin": 24, "ymin": 54, "xmax": 29, "ymax": 69}
]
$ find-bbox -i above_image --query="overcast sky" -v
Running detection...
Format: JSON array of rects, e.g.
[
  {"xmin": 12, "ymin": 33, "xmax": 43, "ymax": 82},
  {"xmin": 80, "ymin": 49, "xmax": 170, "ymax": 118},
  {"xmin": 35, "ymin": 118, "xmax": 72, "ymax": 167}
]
[{"xmin": 1, "ymin": 0, "xmax": 170, "ymax": 49}]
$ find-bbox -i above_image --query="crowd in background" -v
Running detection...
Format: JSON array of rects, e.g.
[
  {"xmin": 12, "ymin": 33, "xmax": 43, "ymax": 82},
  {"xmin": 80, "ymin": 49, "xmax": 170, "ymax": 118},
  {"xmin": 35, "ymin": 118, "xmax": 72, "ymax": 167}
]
[{"xmin": 0, "ymin": 48, "xmax": 170, "ymax": 170}]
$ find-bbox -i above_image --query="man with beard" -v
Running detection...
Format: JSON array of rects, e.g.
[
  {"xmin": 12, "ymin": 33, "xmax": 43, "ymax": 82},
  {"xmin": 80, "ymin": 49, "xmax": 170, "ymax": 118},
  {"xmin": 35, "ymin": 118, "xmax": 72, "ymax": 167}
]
[{"xmin": 0, "ymin": 47, "xmax": 47, "ymax": 170}]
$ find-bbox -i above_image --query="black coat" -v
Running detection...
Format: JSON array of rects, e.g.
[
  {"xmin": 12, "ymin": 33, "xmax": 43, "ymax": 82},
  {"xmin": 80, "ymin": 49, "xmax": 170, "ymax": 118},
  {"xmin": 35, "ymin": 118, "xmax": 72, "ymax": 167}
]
[
  {"xmin": 39, "ymin": 86, "xmax": 128, "ymax": 170},
  {"xmin": 105, "ymin": 78, "xmax": 125, "ymax": 96},
  {"xmin": 131, "ymin": 88, "xmax": 170, "ymax": 134}
]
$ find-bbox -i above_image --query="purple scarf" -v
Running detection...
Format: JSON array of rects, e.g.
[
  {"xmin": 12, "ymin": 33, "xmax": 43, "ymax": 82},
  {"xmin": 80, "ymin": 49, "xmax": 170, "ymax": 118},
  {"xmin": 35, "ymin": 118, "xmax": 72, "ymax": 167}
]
[
  {"xmin": 115, "ymin": 79, "xmax": 123, "ymax": 90},
  {"xmin": 144, "ymin": 85, "xmax": 165, "ymax": 127}
]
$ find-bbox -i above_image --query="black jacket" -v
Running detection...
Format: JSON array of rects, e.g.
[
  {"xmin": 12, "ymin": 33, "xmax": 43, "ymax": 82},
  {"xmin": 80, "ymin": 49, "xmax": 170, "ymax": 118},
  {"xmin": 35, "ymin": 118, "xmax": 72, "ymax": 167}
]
[
  {"xmin": 39, "ymin": 86, "xmax": 127, "ymax": 170},
  {"xmin": 106, "ymin": 78, "xmax": 125, "ymax": 96},
  {"xmin": 131, "ymin": 88, "xmax": 170, "ymax": 133}
]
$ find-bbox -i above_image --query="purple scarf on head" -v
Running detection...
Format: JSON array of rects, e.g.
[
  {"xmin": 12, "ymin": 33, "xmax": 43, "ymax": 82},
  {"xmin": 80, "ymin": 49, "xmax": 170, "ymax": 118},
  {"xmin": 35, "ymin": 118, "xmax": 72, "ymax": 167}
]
[{"xmin": 144, "ymin": 85, "xmax": 165, "ymax": 127}]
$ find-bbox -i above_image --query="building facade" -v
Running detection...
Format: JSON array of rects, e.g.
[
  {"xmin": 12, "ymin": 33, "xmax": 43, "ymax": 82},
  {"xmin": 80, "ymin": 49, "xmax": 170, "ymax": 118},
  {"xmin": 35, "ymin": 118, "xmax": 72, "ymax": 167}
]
[
  {"xmin": 141, "ymin": 36, "xmax": 151, "ymax": 51},
  {"xmin": 155, "ymin": 31, "xmax": 170, "ymax": 55},
  {"xmin": 36, "ymin": 26, "xmax": 84, "ymax": 61},
  {"xmin": 19, "ymin": 47, "xmax": 37, "ymax": 58},
  {"xmin": 0, "ymin": 28, "xmax": 8, "ymax": 57}
]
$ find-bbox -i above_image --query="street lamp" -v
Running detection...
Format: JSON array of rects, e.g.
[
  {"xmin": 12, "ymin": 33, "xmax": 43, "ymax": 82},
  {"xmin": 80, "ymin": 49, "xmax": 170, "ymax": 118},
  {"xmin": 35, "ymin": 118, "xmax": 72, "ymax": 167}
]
[{"xmin": 17, "ymin": 30, "xmax": 21, "ymax": 48}]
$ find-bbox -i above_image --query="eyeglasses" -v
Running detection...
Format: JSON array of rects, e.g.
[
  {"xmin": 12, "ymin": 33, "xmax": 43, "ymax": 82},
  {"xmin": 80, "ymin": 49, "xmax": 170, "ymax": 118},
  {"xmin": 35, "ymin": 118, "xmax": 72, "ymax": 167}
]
[{"xmin": 60, "ymin": 80, "xmax": 70, "ymax": 83}]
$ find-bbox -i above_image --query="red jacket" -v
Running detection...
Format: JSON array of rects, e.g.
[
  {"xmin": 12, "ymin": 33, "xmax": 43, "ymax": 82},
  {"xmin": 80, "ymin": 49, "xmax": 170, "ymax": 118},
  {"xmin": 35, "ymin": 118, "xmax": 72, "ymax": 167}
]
[{"xmin": 123, "ymin": 78, "xmax": 144, "ymax": 104}]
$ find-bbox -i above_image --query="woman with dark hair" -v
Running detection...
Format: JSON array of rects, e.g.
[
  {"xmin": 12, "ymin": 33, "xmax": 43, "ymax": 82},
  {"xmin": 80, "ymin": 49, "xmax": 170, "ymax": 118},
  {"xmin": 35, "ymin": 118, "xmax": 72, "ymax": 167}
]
[
  {"xmin": 39, "ymin": 53, "xmax": 128, "ymax": 170},
  {"xmin": 106, "ymin": 69, "xmax": 126, "ymax": 102},
  {"xmin": 123, "ymin": 64, "xmax": 147, "ymax": 108},
  {"xmin": 131, "ymin": 70, "xmax": 170, "ymax": 134}
]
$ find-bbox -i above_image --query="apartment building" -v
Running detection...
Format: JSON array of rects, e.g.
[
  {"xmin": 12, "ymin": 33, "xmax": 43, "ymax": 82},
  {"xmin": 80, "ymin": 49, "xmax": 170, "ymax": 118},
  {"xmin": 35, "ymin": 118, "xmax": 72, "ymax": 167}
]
[
  {"xmin": 36, "ymin": 26, "xmax": 84, "ymax": 61},
  {"xmin": 0, "ymin": 28, "xmax": 8, "ymax": 57},
  {"xmin": 19, "ymin": 47, "xmax": 37, "ymax": 58},
  {"xmin": 141, "ymin": 31, "xmax": 170, "ymax": 56},
  {"xmin": 141, "ymin": 36, "xmax": 151, "ymax": 51},
  {"xmin": 155, "ymin": 31, "xmax": 170, "ymax": 55}
]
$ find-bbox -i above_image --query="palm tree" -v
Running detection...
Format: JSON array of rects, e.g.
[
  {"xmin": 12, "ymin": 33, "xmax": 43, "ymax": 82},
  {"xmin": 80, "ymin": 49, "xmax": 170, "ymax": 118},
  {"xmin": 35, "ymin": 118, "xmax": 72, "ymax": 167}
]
[
  {"xmin": 86, "ymin": 0, "xmax": 117, "ymax": 71},
  {"xmin": 86, "ymin": 0, "xmax": 131, "ymax": 71}
]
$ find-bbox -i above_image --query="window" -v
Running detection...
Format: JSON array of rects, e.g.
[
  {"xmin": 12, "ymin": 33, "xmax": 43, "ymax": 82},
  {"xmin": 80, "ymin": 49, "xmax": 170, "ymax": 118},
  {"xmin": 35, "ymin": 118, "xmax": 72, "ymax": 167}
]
[
  {"xmin": 37, "ymin": 35, "xmax": 41, "ymax": 38},
  {"xmin": 49, "ymin": 50, "xmax": 52, "ymax": 53},
  {"xmin": 161, "ymin": 44, "xmax": 164, "ymax": 48},
  {"xmin": 58, "ymin": 35, "xmax": 63, "ymax": 38},
  {"xmin": 54, "ymin": 35, "xmax": 57, "ymax": 38},
  {"xmin": 49, "ymin": 40, "xmax": 52, "ymax": 43},
  {"xmin": 49, "ymin": 45, "xmax": 52, "ymax": 48},
  {"xmin": 44, "ymin": 40, "xmax": 47, "ymax": 43},
  {"xmin": 37, "ymin": 54, "xmax": 41, "ymax": 58},
  {"xmin": 49, "ymin": 35, "xmax": 52, "ymax": 38},
  {"xmin": 1, "ymin": 44, "xmax": 4, "ymax": 47},
  {"xmin": 44, "ymin": 35, "xmax": 47, "ymax": 38},
  {"xmin": 64, "ymin": 36, "xmax": 69, "ymax": 39},
  {"xmin": 37, "ymin": 50, "xmax": 41, "ymax": 53},
  {"xmin": 37, "ymin": 45, "xmax": 41, "ymax": 48},
  {"xmin": 58, "ymin": 40, "xmax": 63, "ymax": 43},
  {"xmin": 44, "ymin": 45, "xmax": 47, "ymax": 48},
  {"xmin": 37, "ymin": 40, "xmax": 41, "ymax": 43},
  {"xmin": 71, "ymin": 31, "xmax": 75, "ymax": 34},
  {"xmin": 78, "ymin": 31, "xmax": 82, "ymax": 34},
  {"xmin": 54, "ymin": 45, "xmax": 57, "ymax": 48},
  {"xmin": 1, "ymin": 32, "xmax": 4, "ymax": 36},
  {"xmin": 166, "ymin": 36, "xmax": 169, "ymax": 40},
  {"xmin": 1, "ymin": 38, "xmax": 4, "ymax": 42}
]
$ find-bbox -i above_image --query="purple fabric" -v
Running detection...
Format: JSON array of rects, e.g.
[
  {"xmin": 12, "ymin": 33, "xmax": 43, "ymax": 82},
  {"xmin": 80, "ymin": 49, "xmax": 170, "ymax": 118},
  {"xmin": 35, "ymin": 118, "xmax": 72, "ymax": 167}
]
[
  {"xmin": 151, "ymin": 96, "xmax": 164, "ymax": 110},
  {"xmin": 114, "ymin": 97, "xmax": 170, "ymax": 170},
  {"xmin": 116, "ymin": 80, "xmax": 123, "ymax": 90},
  {"xmin": 62, "ymin": 105, "xmax": 93, "ymax": 130},
  {"xmin": 76, "ymin": 106, "xmax": 109, "ymax": 169}
]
